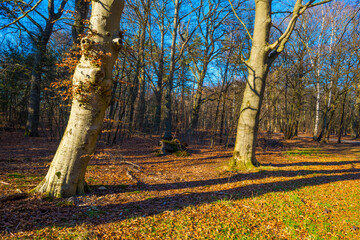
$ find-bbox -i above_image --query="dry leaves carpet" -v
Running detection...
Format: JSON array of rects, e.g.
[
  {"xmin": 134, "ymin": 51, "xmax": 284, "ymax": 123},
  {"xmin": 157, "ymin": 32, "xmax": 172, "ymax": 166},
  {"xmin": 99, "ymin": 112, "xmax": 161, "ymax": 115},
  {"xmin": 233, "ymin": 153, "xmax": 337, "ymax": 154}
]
[{"xmin": 0, "ymin": 131, "xmax": 359, "ymax": 239}]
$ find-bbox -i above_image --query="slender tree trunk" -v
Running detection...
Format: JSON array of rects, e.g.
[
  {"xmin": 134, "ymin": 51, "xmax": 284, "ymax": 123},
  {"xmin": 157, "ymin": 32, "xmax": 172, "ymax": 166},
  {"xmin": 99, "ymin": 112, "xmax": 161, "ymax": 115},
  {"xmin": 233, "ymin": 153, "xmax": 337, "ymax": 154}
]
[
  {"xmin": 189, "ymin": 65, "xmax": 208, "ymax": 134},
  {"xmin": 152, "ymin": 4, "xmax": 166, "ymax": 134},
  {"xmin": 163, "ymin": 0, "xmax": 180, "ymax": 140},
  {"xmin": 153, "ymin": 48, "xmax": 164, "ymax": 133},
  {"xmin": 135, "ymin": 0, "xmax": 151, "ymax": 132},
  {"xmin": 25, "ymin": 50, "xmax": 42, "ymax": 136},
  {"xmin": 136, "ymin": 74, "xmax": 146, "ymax": 131},
  {"xmin": 219, "ymin": 95, "xmax": 226, "ymax": 144},
  {"xmin": 351, "ymin": 86, "xmax": 360, "ymax": 138},
  {"xmin": 25, "ymin": 0, "xmax": 67, "ymax": 137},
  {"xmin": 35, "ymin": 0, "xmax": 124, "ymax": 197},
  {"xmin": 337, "ymin": 91, "xmax": 347, "ymax": 143}
]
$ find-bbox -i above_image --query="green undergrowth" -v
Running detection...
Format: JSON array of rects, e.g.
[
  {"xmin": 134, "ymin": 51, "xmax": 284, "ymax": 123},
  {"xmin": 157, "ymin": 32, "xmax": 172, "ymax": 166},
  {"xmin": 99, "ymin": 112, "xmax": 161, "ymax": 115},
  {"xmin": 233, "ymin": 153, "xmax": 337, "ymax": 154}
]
[{"xmin": 284, "ymin": 148, "xmax": 328, "ymax": 157}]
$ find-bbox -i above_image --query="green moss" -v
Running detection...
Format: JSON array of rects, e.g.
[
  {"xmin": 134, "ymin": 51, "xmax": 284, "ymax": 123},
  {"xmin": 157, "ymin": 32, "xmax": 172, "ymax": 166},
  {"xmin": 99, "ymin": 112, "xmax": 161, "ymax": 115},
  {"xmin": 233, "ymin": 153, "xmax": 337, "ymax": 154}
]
[
  {"xmin": 284, "ymin": 148, "xmax": 327, "ymax": 157},
  {"xmin": 42, "ymin": 193, "xmax": 54, "ymax": 202},
  {"xmin": 174, "ymin": 150, "xmax": 189, "ymax": 157},
  {"xmin": 228, "ymin": 157, "xmax": 257, "ymax": 171},
  {"xmin": 161, "ymin": 139, "xmax": 180, "ymax": 152},
  {"xmin": 7, "ymin": 173, "xmax": 25, "ymax": 178},
  {"xmin": 57, "ymin": 200, "xmax": 75, "ymax": 207}
]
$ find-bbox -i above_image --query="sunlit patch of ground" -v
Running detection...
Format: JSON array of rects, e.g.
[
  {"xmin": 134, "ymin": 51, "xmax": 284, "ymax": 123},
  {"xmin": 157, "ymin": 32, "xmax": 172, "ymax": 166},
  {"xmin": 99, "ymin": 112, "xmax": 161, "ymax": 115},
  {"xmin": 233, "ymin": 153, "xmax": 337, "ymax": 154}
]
[{"xmin": 0, "ymin": 132, "xmax": 359, "ymax": 239}]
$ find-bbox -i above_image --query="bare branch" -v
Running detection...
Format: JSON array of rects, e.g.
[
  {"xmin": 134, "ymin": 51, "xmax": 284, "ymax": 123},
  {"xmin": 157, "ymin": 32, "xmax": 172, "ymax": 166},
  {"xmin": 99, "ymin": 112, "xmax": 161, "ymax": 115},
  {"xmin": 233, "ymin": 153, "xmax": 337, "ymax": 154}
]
[
  {"xmin": 228, "ymin": 0, "xmax": 252, "ymax": 41},
  {"xmin": 0, "ymin": 0, "xmax": 43, "ymax": 31}
]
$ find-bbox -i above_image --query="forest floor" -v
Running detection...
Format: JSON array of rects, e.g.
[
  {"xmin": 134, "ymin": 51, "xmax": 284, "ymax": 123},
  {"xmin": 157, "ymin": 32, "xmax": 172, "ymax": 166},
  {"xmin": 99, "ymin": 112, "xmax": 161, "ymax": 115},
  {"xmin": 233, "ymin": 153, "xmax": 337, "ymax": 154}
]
[{"xmin": 0, "ymin": 131, "xmax": 359, "ymax": 239}]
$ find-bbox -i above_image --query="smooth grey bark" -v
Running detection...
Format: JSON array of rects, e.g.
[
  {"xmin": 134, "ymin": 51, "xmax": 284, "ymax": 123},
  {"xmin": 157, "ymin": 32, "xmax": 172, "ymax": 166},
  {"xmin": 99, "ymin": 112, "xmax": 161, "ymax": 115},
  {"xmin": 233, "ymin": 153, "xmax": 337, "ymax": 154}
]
[
  {"xmin": 231, "ymin": 0, "xmax": 272, "ymax": 169},
  {"xmin": 231, "ymin": 0, "xmax": 331, "ymax": 169},
  {"xmin": 35, "ymin": 0, "xmax": 124, "ymax": 197},
  {"xmin": 311, "ymin": 6, "xmax": 326, "ymax": 139}
]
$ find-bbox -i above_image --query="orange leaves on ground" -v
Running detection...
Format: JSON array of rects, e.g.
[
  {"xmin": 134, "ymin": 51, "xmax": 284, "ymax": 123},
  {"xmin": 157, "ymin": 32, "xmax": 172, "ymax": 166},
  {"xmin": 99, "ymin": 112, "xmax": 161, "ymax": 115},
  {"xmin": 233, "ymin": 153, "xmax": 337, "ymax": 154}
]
[{"xmin": 0, "ymin": 133, "xmax": 359, "ymax": 239}]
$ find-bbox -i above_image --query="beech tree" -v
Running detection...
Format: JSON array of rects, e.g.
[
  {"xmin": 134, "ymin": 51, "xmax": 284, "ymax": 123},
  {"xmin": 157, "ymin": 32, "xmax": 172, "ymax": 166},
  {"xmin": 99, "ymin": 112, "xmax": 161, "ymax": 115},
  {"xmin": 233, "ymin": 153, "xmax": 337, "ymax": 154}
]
[
  {"xmin": 35, "ymin": 0, "xmax": 125, "ymax": 197},
  {"xmin": 231, "ymin": 0, "xmax": 332, "ymax": 169}
]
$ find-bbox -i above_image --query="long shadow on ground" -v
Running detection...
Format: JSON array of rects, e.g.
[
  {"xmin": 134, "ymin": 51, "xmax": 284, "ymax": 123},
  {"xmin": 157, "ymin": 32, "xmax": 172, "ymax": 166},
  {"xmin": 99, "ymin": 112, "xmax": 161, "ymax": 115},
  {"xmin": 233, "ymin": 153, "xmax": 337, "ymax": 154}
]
[{"xmin": 1, "ymin": 162, "xmax": 359, "ymax": 234}]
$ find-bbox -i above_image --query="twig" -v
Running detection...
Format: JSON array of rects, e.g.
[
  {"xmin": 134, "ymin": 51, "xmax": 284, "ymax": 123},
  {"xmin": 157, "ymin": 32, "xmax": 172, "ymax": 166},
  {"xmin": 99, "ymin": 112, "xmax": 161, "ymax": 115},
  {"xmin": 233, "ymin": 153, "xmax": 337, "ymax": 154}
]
[
  {"xmin": 122, "ymin": 160, "xmax": 142, "ymax": 172},
  {"xmin": 126, "ymin": 170, "xmax": 140, "ymax": 184}
]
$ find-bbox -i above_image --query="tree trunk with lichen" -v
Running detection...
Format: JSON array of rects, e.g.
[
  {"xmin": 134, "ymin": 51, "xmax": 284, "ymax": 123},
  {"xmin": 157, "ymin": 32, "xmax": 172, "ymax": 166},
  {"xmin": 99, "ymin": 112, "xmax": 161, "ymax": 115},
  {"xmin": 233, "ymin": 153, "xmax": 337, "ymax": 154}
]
[{"xmin": 34, "ymin": 0, "xmax": 124, "ymax": 198}]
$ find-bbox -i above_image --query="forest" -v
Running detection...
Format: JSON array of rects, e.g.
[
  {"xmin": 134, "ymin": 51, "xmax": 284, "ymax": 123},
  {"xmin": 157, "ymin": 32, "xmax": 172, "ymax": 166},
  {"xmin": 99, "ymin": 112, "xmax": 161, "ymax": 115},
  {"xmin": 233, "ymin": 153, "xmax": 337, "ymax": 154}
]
[{"xmin": 0, "ymin": 0, "xmax": 360, "ymax": 239}]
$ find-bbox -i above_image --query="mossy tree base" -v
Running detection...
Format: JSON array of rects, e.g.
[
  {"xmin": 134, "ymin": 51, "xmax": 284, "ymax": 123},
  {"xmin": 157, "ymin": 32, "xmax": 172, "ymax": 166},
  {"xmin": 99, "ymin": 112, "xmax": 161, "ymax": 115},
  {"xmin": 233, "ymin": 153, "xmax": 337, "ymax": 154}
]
[
  {"xmin": 229, "ymin": 152, "xmax": 260, "ymax": 171},
  {"xmin": 160, "ymin": 139, "xmax": 188, "ymax": 155}
]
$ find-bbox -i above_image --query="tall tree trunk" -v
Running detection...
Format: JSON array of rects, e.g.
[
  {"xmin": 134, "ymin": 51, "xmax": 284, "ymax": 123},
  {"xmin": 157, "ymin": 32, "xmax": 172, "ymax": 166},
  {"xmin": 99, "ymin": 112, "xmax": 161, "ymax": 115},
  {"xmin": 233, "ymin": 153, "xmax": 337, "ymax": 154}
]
[
  {"xmin": 337, "ymin": 91, "xmax": 347, "ymax": 143},
  {"xmin": 151, "ymin": 2, "xmax": 166, "ymax": 134},
  {"xmin": 351, "ymin": 86, "xmax": 360, "ymax": 138},
  {"xmin": 25, "ymin": 0, "xmax": 68, "ymax": 137},
  {"xmin": 231, "ymin": 0, "xmax": 329, "ymax": 169},
  {"xmin": 136, "ymin": 74, "xmax": 146, "ymax": 131},
  {"xmin": 153, "ymin": 43, "xmax": 164, "ymax": 133},
  {"xmin": 189, "ymin": 66, "xmax": 207, "ymax": 134},
  {"xmin": 231, "ymin": 0, "xmax": 272, "ymax": 169},
  {"xmin": 35, "ymin": 0, "xmax": 124, "ymax": 197},
  {"xmin": 25, "ymin": 49, "xmax": 42, "ymax": 137},
  {"xmin": 163, "ymin": 0, "xmax": 180, "ymax": 140},
  {"xmin": 135, "ymin": 0, "xmax": 151, "ymax": 132}
]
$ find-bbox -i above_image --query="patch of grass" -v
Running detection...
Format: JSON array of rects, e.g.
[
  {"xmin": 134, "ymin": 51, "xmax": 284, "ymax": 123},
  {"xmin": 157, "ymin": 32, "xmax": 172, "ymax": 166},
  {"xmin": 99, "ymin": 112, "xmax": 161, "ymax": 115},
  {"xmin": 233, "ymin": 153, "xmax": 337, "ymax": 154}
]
[
  {"xmin": 87, "ymin": 165, "xmax": 99, "ymax": 169},
  {"xmin": 57, "ymin": 200, "xmax": 75, "ymax": 207},
  {"xmin": 41, "ymin": 193, "xmax": 54, "ymax": 202},
  {"xmin": 284, "ymin": 148, "xmax": 325, "ymax": 157},
  {"xmin": 7, "ymin": 173, "xmax": 25, "ymax": 178},
  {"xmin": 84, "ymin": 207, "xmax": 106, "ymax": 218},
  {"xmin": 87, "ymin": 177, "xmax": 98, "ymax": 183},
  {"xmin": 154, "ymin": 151, "xmax": 164, "ymax": 157},
  {"xmin": 127, "ymin": 190, "xmax": 141, "ymax": 195},
  {"xmin": 289, "ymin": 193, "xmax": 305, "ymax": 205},
  {"xmin": 174, "ymin": 150, "xmax": 189, "ymax": 157}
]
